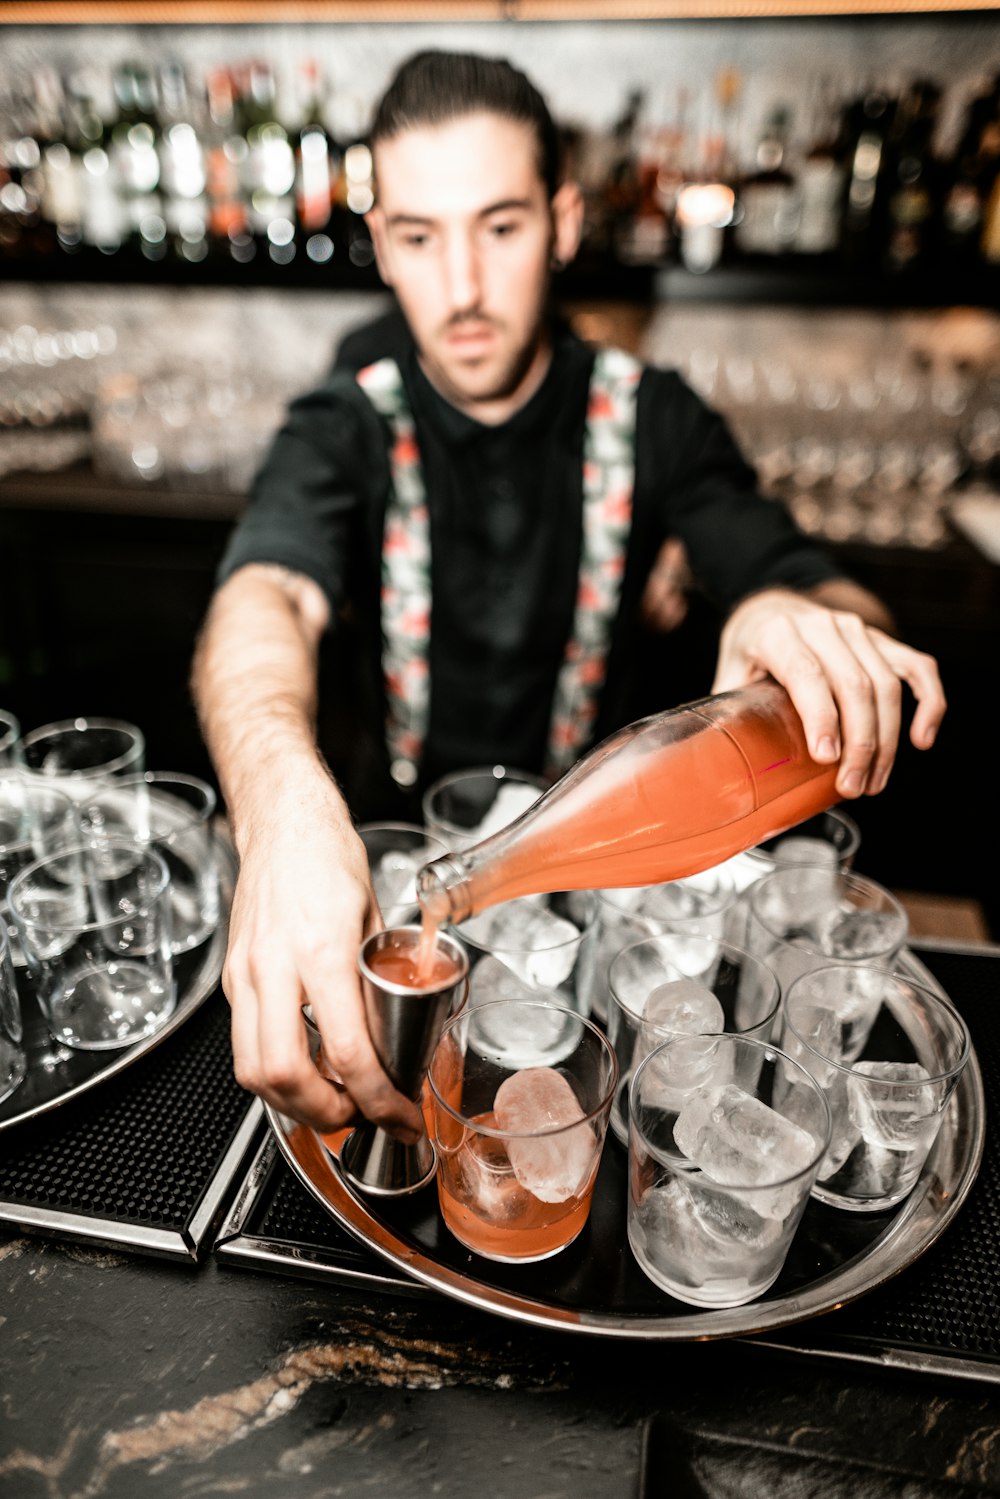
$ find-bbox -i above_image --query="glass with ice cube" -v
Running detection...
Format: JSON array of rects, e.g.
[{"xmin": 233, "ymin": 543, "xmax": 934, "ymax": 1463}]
[
  {"xmin": 607, "ymin": 934, "xmax": 781, "ymax": 1146},
  {"xmin": 421, "ymin": 765, "xmax": 546, "ymax": 853},
  {"xmin": 1, "ymin": 776, "xmax": 80, "ymax": 966},
  {"xmin": 456, "ymin": 890, "xmax": 597, "ymax": 1065},
  {"xmin": 782, "ymin": 965, "xmax": 970, "ymax": 1212},
  {"xmin": 747, "ymin": 866, "xmax": 908, "ymax": 1000},
  {"xmin": 427, "ymin": 997, "xmax": 617, "ymax": 1262},
  {"xmin": 357, "ymin": 822, "xmax": 448, "ymax": 928},
  {"xmin": 581, "ymin": 865, "xmax": 740, "ymax": 1025},
  {"xmin": 628, "ymin": 1033, "xmax": 830, "ymax": 1307}
]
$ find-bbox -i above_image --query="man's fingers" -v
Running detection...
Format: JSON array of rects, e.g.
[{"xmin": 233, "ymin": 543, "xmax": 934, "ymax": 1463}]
[
  {"xmin": 874, "ymin": 634, "xmax": 947, "ymax": 751},
  {"xmin": 302, "ymin": 942, "xmax": 424, "ymax": 1143}
]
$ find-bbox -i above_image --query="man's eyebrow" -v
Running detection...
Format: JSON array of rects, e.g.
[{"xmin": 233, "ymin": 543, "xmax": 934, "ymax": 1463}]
[{"xmin": 385, "ymin": 198, "xmax": 534, "ymax": 228}]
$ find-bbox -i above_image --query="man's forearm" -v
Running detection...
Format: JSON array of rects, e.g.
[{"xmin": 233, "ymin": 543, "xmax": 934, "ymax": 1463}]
[{"xmin": 191, "ymin": 565, "xmax": 341, "ymax": 851}]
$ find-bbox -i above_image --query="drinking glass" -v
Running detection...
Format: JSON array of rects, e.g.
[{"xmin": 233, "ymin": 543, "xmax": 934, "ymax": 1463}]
[
  {"xmin": 0, "ymin": 710, "xmax": 19, "ymax": 768},
  {"xmin": 781, "ymin": 965, "xmax": 970, "ymax": 1212},
  {"xmin": 747, "ymin": 866, "xmax": 908, "ymax": 1000},
  {"xmin": 18, "ymin": 717, "xmax": 145, "ymax": 798},
  {"xmin": 583, "ymin": 865, "xmax": 740, "ymax": 1025},
  {"xmin": 9, "ymin": 839, "xmax": 175, "ymax": 1050},
  {"xmin": 78, "ymin": 771, "xmax": 219, "ymax": 952},
  {"xmin": 628, "ymin": 1033, "xmax": 830, "ymax": 1307},
  {"xmin": 455, "ymin": 890, "xmax": 598, "ymax": 1063},
  {"xmin": 0, "ymin": 776, "xmax": 80, "ymax": 966},
  {"xmin": 718, "ymin": 806, "xmax": 863, "ymax": 941},
  {"xmin": 607, "ymin": 933, "xmax": 781, "ymax": 1146},
  {"xmin": 427, "ymin": 997, "xmax": 617, "ymax": 1262},
  {"xmin": 0, "ymin": 924, "xmax": 25, "ymax": 1105},
  {"xmin": 357, "ymin": 822, "xmax": 448, "ymax": 928},
  {"xmin": 422, "ymin": 765, "xmax": 546, "ymax": 853}
]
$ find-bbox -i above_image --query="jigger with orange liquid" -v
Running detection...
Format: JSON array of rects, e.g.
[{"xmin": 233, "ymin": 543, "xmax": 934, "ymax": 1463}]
[{"xmin": 338, "ymin": 926, "xmax": 469, "ymax": 1196}]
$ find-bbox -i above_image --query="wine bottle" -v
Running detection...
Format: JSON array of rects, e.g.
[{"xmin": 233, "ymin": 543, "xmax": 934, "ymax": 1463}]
[{"xmin": 417, "ymin": 679, "xmax": 840, "ymax": 926}]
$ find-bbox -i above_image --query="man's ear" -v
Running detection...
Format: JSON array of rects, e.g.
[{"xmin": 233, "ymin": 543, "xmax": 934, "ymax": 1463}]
[
  {"xmin": 551, "ymin": 179, "xmax": 584, "ymax": 269},
  {"xmin": 365, "ymin": 206, "xmax": 394, "ymax": 287}
]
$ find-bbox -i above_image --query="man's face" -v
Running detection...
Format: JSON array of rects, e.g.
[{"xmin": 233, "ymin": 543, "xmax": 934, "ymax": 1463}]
[{"xmin": 367, "ymin": 112, "xmax": 582, "ymax": 422}]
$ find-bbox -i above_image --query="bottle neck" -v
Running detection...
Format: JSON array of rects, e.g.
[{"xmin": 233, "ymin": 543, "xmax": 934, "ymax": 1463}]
[{"xmin": 416, "ymin": 855, "xmax": 476, "ymax": 928}]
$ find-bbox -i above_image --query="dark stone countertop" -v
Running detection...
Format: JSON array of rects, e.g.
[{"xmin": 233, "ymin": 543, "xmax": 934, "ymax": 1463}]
[{"xmin": 2, "ymin": 1229, "xmax": 998, "ymax": 1499}]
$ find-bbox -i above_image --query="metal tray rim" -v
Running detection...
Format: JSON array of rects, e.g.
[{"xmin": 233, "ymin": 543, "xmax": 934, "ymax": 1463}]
[
  {"xmin": 0, "ymin": 829, "xmax": 235, "ymax": 1133},
  {"xmin": 264, "ymin": 947, "xmax": 987, "ymax": 1341}
]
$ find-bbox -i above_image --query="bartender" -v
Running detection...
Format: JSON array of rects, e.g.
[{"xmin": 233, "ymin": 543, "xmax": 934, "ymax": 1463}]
[{"xmin": 191, "ymin": 49, "xmax": 946, "ymax": 1145}]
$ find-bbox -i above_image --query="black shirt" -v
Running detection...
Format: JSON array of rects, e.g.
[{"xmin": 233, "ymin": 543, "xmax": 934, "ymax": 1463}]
[{"xmin": 219, "ymin": 309, "xmax": 840, "ymax": 799}]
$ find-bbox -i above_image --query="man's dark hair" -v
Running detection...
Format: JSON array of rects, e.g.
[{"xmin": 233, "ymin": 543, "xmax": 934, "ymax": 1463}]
[{"xmin": 368, "ymin": 50, "xmax": 562, "ymax": 198}]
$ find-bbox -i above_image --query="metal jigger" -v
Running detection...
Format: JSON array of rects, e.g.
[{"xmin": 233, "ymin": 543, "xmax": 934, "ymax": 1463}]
[{"xmin": 339, "ymin": 926, "xmax": 469, "ymax": 1196}]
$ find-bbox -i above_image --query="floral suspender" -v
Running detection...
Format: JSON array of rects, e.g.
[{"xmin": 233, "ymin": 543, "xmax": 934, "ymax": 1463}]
[{"xmin": 356, "ymin": 348, "xmax": 640, "ymax": 789}]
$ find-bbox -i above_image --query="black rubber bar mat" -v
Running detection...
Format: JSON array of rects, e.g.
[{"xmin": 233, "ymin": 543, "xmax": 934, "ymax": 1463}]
[
  {"xmin": 0, "ymin": 989, "xmax": 263, "ymax": 1261},
  {"xmin": 216, "ymin": 944, "xmax": 999, "ymax": 1381}
]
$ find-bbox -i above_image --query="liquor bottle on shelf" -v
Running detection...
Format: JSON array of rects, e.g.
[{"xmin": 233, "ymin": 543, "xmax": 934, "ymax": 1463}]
[
  {"xmin": 157, "ymin": 59, "xmax": 208, "ymax": 263},
  {"xmin": 839, "ymin": 86, "xmax": 896, "ymax": 269},
  {"xmin": 734, "ymin": 105, "xmax": 798, "ymax": 256},
  {"xmin": 293, "ymin": 58, "xmax": 337, "ymax": 264},
  {"xmin": 882, "ymin": 79, "xmax": 941, "ymax": 275},
  {"xmin": 237, "ymin": 59, "xmax": 297, "ymax": 264},
  {"xmin": 65, "ymin": 66, "xmax": 123, "ymax": 256},
  {"xmin": 793, "ymin": 79, "xmax": 848, "ymax": 255},
  {"xmin": 110, "ymin": 62, "xmax": 166, "ymax": 261},
  {"xmin": 417, "ymin": 679, "xmax": 839, "ymax": 925},
  {"xmin": 203, "ymin": 66, "xmax": 251, "ymax": 262}
]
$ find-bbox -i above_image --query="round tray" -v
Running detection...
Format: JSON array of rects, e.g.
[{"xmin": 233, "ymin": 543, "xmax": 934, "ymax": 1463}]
[
  {"xmin": 265, "ymin": 949, "xmax": 986, "ymax": 1340},
  {"xmin": 0, "ymin": 829, "xmax": 235, "ymax": 1133}
]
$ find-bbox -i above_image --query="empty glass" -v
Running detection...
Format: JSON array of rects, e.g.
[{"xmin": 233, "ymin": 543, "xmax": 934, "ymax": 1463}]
[
  {"xmin": 0, "ymin": 924, "xmax": 25, "ymax": 1105},
  {"xmin": 18, "ymin": 717, "xmax": 145, "ymax": 798},
  {"xmin": 0, "ymin": 710, "xmax": 19, "ymax": 767},
  {"xmin": 422, "ymin": 765, "xmax": 546, "ymax": 853},
  {"xmin": 9, "ymin": 838, "xmax": 175, "ymax": 1050},
  {"xmin": 628, "ymin": 1033, "xmax": 830, "ymax": 1307},
  {"xmin": 0, "ymin": 776, "xmax": 80, "ymax": 966},
  {"xmin": 78, "ymin": 771, "xmax": 219, "ymax": 952},
  {"xmin": 781, "ymin": 965, "xmax": 970, "ymax": 1212},
  {"xmin": 607, "ymin": 933, "xmax": 781, "ymax": 1146}
]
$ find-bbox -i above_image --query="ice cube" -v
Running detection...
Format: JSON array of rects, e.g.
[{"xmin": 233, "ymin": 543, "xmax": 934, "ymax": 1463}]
[
  {"xmin": 643, "ymin": 978, "xmax": 724, "ymax": 1037},
  {"xmin": 494, "ymin": 1066, "xmax": 596, "ymax": 1203},
  {"xmin": 818, "ymin": 908, "xmax": 903, "ymax": 962},
  {"xmin": 372, "ymin": 849, "xmax": 420, "ymax": 917},
  {"xmin": 718, "ymin": 851, "xmax": 772, "ymax": 894},
  {"xmin": 846, "ymin": 1061, "xmax": 939, "ymax": 1150},
  {"xmin": 460, "ymin": 900, "xmax": 581, "ymax": 990},
  {"xmin": 637, "ymin": 980, "xmax": 726, "ymax": 1111},
  {"xmin": 673, "ymin": 1083, "xmax": 818, "ymax": 1219},
  {"xmin": 452, "ymin": 1131, "xmax": 523, "ymax": 1222},
  {"xmin": 466, "ymin": 956, "xmax": 582, "ymax": 1066},
  {"xmin": 469, "ymin": 782, "xmax": 542, "ymax": 842},
  {"xmin": 631, "ymin": 1176, "xmax": 785, "ymax": 1299},
  {"xmin": 770, "ymin": 835, "xmax": 838, "ymax": 868},
  {"xmin": 832, "ymin": 1138, "xmax": 919, "ymax": 1203}
]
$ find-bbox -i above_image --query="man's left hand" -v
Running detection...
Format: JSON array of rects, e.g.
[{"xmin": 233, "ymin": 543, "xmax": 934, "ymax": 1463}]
[{"xmin": 712, "ymin": 584, "xmax": 946, "ymax": 800}]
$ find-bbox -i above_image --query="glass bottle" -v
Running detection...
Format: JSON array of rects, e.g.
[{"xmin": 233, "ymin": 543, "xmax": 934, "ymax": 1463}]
[
  {"xmin": 734, "ymin": 106, "xmax": 798, "ymax": 256},
  {"xmin": 417, "ymin": 679, "xmax": 840, "ymax": 926}
]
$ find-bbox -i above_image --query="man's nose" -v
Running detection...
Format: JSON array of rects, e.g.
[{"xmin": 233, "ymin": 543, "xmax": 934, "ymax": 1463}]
[{"xmin": 443, "ymin": 235, "xmax": 482, "ymax": 314}]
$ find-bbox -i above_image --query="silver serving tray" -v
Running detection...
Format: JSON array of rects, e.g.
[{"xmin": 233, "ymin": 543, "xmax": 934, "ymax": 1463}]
[
  {"xmin": 0, "ymin": 829, "xmax": 234, "ymax": 1133},
  {"xmin": 264, "ymin": 949, "xmax": 986, "ymax": 1340}
]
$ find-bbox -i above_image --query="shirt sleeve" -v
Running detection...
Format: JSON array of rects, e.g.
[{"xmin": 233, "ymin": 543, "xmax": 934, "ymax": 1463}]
[
  {"xmin": 640, "ymin": 368, "xmax": 842, "ymax": 611},
  {"xmin": 216, "ymin": 372, "xmax": 384, "ymax": 615}
]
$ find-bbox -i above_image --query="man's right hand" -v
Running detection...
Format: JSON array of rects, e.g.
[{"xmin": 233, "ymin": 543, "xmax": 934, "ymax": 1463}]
[{"xmin": 222, "ymin": 765, "xmax": 424, "ymax": 1142}]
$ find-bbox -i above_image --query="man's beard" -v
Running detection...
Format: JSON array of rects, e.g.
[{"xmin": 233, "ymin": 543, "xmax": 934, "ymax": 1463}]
[{"xmin": 426, "ymin": 318, "xmax": 548, "ymax": 411}]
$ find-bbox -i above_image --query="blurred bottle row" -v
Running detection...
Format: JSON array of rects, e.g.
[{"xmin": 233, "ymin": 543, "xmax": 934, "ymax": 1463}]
[
  {"xmin": 1, "ymin": 57, "xmax": 999, "ymax": 281},
  {"xmin": 0, "ymin": 58, "xmax": 376, "ymax": 270},
  {"xmin": 574, "ymin": 69, "xmax": 1000, "ymax": 277}
]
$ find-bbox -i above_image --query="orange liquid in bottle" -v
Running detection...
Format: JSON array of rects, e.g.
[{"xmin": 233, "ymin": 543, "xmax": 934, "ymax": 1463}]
[{"xmin": 420, "ymin": 683, "xmax": 840, "ymax": 924}]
